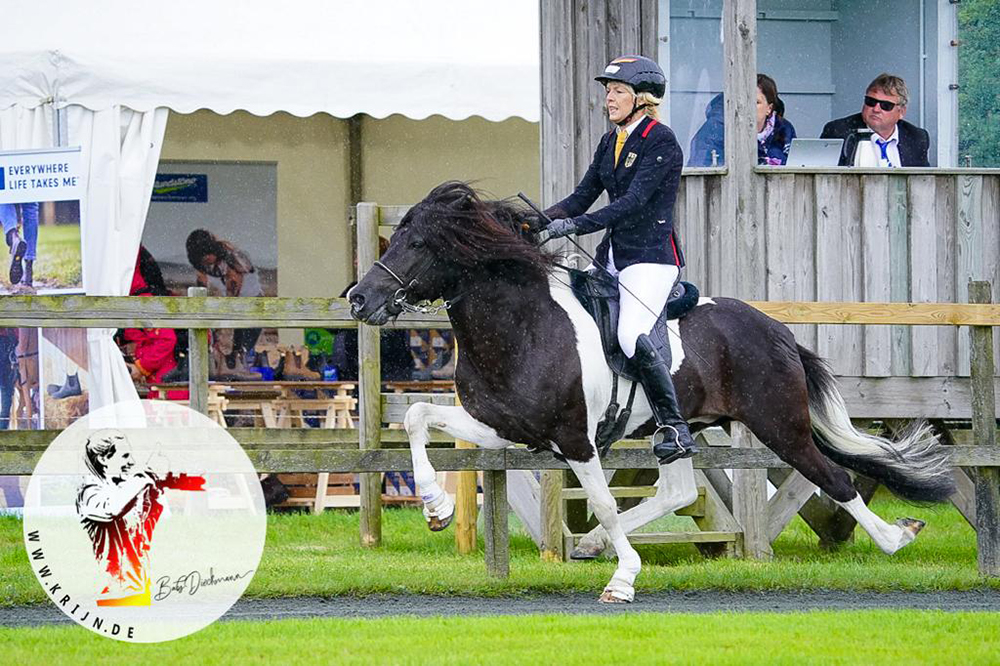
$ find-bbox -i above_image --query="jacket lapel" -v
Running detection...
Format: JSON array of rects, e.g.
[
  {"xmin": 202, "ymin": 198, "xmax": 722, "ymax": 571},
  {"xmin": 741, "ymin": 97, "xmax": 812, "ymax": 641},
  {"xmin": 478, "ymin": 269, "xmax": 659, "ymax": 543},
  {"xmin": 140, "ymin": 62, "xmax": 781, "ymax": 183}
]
[{"xmin": 615, "ymin": 117, "xmax": 651, "ymax": 176}]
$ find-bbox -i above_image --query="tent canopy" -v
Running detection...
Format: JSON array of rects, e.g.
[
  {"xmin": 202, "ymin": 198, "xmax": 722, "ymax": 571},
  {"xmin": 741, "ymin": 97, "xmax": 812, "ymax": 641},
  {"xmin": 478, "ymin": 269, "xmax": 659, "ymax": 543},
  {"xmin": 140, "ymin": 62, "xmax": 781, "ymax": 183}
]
[{"xmin": 0, "ymin": 0, "xmax": 540, "ymax": 122}]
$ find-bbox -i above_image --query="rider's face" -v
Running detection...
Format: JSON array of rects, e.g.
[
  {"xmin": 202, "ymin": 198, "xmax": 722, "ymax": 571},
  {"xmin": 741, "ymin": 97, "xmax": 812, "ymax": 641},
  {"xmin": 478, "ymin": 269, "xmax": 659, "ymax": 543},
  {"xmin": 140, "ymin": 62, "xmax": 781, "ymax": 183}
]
[
  {"xmin": 606, "ymin": 83, "xmax": 636, "ymax": 124},
  {"xmin": 101, "ymin": 438, "xmax": 135, "ymax": 482}
]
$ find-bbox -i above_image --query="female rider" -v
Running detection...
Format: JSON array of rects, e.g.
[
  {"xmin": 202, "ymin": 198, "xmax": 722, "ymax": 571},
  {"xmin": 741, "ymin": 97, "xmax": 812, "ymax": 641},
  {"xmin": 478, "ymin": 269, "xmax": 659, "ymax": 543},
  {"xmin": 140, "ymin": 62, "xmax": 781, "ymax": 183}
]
[{"xmin": 540, "ymin": 55, "xmax": 695, "ymax": 464}]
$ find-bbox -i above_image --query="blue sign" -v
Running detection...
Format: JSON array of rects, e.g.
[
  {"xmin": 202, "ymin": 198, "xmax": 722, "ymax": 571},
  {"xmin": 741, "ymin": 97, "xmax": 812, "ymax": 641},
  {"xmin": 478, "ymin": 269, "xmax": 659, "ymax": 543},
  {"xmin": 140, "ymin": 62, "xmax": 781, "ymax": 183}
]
[
  {"xmin": 0, "ymin": 167, "xmax": 5, "ymax": 190},
  {"xmin": 151, "ymin": 173, "xmax": 208, "ymax": 203}
]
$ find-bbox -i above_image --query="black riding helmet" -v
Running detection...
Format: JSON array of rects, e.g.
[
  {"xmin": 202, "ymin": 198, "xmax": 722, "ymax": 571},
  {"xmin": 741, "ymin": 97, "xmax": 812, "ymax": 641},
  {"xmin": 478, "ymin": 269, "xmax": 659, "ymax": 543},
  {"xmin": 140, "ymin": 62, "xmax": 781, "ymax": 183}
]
[{"xmin": 595, "ymin": 55, "xmax": 666, "ymax": 99}]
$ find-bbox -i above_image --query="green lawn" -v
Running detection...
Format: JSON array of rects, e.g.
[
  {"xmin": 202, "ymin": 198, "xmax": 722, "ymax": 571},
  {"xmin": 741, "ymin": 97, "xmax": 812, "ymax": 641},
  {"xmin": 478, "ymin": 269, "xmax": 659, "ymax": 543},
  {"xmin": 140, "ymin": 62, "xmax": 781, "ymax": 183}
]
[
  {"xmin": 30, "ymin": 224, "xmax": 82, "ymax": 289},
  {"xmin": 1, "ymin": 493, "xmax": 995, "ymax": 607},
  {"xmin": 2, "ymin": 610, "xmax": 999, "ymax": 664}
]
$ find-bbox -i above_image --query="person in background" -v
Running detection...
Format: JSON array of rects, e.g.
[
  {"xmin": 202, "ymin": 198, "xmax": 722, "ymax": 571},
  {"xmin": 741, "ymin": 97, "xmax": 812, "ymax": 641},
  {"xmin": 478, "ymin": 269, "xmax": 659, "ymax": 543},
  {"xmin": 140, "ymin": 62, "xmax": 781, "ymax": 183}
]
[
  {"xmin": 118, "ymin": 246, "xmax": 177, "ymax": 384},
  {"xmin": 757, "ymin": 74, "xmax": 796, "ymax": 165},
  {"xmin": 540, "ymin": 54, "xmax": 696, "ymax": 465},
  {"xmin": 821, "ymin": 73, "xmax": 930, "ymax": 167},
  {"xmin": 186, "ymin": 229, "xmax": 264, "ymax": 373},
  {"xmin": 2, "ymin": 202, "xmax": 39, "ymax": 288},
  {"xmin": 687, "ymin": 92, "xmax": 725, "ymax": 167}
]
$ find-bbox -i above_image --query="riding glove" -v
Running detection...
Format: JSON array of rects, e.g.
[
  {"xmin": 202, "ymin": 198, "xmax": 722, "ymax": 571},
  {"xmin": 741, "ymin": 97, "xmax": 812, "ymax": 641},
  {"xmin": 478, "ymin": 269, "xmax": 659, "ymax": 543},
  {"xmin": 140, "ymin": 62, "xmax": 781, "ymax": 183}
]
[{"xmin": 536, "ymin": 218, "xmax": 577, "ymax": 244}]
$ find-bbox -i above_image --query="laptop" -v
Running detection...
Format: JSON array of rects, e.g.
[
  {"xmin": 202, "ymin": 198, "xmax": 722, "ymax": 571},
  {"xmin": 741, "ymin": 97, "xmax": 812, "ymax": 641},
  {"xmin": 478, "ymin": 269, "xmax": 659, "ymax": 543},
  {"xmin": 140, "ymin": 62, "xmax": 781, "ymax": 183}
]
[{"xmin": 785, "ymin": 138, "xmax": 844, "ymax": 167}]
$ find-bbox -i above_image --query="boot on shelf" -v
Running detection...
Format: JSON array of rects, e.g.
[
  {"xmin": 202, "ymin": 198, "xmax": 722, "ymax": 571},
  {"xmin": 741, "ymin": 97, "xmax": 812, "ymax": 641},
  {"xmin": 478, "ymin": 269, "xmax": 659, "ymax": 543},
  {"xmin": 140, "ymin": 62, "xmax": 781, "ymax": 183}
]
[
  {"xmin": 282, "ymin": 347, "xmax": 321, "ymax": 381},
  {"xmin": 209, "ymin": 345, "xmax": 261, "ymax": 382},
  {"xmin": 431, "ymin": 350, "xmax": 456, "ymax": 379}
]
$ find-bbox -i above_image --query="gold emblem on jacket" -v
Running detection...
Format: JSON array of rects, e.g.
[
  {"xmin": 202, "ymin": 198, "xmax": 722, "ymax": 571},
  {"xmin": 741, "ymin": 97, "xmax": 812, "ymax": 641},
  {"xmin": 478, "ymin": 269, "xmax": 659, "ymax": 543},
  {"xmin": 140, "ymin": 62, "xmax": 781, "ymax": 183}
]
[{"xmin": 624, "ymin": 152, "xmax": 637, "ymax": 168}]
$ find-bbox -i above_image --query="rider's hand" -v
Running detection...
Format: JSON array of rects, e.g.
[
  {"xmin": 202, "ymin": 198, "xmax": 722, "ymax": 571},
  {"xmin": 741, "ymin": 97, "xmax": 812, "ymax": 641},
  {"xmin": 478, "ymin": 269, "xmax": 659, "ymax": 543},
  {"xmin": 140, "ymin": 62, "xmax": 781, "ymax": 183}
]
[{"xmin": 536, "ymin": 218, "xmax": 577, "ymax": 244}]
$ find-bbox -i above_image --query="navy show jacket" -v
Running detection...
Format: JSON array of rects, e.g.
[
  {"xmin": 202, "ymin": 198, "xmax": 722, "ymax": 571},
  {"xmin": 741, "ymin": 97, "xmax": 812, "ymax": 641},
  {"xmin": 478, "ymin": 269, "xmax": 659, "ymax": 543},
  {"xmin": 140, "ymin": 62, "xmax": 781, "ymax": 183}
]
[{"xmin": 547, "ymin": 116, "xmax": 685, "ymax": 271}]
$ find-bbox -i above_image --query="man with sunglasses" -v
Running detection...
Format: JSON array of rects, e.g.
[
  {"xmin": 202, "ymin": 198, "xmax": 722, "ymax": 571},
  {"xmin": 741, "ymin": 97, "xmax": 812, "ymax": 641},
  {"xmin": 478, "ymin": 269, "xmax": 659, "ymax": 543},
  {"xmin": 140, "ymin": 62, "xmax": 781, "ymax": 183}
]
[{"xmin": 821, "ymin": 73, "xmax": 930, "ymax": 167}]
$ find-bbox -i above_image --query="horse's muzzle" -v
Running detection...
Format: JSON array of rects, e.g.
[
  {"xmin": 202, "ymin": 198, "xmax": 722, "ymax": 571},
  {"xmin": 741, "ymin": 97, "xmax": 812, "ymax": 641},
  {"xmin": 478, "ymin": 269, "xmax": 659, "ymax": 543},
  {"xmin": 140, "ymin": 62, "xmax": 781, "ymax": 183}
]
[{"xmin": 348, "ymin": 290, "xmax": 400, "ymax": 326}]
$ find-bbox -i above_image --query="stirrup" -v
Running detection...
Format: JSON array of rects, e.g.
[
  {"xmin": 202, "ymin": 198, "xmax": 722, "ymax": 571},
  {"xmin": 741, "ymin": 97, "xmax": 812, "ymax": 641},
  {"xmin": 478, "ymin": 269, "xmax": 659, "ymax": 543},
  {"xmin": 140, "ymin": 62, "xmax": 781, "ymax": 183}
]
[{"xmin": 651, "ymin": 425, "xmax": 697, "ymax": 465}]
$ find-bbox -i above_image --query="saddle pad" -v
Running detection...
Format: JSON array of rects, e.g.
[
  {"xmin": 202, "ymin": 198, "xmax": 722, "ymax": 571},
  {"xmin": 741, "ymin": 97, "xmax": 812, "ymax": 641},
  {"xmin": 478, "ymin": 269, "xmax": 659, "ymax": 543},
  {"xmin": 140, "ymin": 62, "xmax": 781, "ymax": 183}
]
[{"xmin": 567, "ymin": 268, "xmax": 700, "ymax": 382}]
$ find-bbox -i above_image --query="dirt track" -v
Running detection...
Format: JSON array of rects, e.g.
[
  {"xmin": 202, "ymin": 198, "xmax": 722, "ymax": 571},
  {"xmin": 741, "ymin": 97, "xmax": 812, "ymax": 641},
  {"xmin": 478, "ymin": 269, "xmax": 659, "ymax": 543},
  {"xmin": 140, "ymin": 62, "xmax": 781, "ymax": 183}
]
[{"xmin": 2, "ymin": 590, "xmax": 999, "ymax": 627}]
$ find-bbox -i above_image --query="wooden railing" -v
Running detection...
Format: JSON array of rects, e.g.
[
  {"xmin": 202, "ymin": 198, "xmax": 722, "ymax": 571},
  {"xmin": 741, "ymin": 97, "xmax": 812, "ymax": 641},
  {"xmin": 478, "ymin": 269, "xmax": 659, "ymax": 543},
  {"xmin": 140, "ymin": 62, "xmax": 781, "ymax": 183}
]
[{"xmin": 2, "ymin": 287, "xmax": 1000, "ymax": 576}]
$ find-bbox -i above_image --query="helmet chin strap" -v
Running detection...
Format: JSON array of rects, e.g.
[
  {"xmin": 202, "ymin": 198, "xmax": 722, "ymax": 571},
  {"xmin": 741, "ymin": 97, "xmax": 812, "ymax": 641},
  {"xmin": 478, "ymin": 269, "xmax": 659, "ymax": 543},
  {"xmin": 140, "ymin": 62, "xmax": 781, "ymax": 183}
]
[{"xmin": 615, "ymin": 94, "xmax": 648, "ymax": 126}]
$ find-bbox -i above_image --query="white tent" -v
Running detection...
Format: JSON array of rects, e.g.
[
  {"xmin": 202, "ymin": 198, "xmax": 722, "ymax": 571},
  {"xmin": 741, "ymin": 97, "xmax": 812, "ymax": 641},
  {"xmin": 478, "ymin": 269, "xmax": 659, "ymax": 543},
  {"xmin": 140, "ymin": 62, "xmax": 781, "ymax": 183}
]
[
  {"xmin": 0, "ymin": 0, "xmax": 540, "ymax": 411},
  {"xmin": 0, "ymin": 0, "xmax": 540, "ymax": 122}
]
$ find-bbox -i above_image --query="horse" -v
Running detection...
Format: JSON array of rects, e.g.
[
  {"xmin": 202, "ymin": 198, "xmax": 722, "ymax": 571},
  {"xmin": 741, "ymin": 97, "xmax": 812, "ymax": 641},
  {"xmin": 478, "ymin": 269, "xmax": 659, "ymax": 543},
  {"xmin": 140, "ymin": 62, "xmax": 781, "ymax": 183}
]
[{"xmin": 348, "ymin": 181, "xmax": 956, "ymax": 604}]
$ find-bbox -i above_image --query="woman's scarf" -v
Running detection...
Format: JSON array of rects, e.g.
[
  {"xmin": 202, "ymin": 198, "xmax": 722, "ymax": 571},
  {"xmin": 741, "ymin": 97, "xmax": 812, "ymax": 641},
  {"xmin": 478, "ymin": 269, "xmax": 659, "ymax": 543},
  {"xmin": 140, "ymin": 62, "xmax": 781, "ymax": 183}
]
[{"xmin": 757, "ymin": 112, "xmax": 783, "ymax": 165}]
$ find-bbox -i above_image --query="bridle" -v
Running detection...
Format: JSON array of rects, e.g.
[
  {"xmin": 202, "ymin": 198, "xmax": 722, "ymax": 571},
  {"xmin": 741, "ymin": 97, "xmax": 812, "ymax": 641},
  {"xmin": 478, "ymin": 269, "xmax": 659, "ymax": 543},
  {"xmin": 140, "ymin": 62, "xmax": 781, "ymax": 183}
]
[{"xmin": 371, "ymin": 257, "xmax": 461, "ymax": 316}]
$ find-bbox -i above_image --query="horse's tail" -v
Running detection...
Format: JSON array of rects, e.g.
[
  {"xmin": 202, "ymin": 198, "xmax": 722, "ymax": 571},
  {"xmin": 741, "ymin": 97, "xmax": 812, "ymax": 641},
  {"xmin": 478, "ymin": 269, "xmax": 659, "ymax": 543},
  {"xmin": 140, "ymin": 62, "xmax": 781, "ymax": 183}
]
[{"xmin": 798, "ymin": 344, "xmax": 955, "ymax": 503}]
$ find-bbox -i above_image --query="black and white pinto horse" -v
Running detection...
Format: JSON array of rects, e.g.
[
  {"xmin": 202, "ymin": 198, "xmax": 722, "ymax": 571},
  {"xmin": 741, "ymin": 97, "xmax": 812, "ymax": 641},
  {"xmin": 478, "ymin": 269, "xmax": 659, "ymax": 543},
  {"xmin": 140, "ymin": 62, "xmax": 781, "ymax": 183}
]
[{"xmin": 348, "ymin": 182, "xmax": 955, "ymax": 604}]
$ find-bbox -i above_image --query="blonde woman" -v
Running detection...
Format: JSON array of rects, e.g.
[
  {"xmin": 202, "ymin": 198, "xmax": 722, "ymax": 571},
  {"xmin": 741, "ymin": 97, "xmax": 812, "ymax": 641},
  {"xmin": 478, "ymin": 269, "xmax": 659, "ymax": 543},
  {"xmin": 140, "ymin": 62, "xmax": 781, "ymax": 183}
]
[{"xmin": 542, "ymin": 55, "xmax": 695, "ymax": 464}]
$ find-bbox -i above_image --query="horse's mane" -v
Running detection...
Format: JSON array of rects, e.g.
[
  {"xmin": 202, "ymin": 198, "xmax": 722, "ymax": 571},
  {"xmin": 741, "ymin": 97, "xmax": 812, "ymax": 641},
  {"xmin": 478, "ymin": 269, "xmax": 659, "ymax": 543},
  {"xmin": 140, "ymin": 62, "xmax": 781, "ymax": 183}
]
[{"xmin": 401, "ymin": 181, "xmax": 559, "ymax": 279}]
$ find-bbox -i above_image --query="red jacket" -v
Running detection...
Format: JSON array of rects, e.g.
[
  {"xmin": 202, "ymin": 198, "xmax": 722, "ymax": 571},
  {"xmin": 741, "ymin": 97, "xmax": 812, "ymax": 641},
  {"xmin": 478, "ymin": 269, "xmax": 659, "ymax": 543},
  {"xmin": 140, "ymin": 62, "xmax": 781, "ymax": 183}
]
[{"xmin": 124, "ymin": 254, "xmax": 177, "ymax": 382}]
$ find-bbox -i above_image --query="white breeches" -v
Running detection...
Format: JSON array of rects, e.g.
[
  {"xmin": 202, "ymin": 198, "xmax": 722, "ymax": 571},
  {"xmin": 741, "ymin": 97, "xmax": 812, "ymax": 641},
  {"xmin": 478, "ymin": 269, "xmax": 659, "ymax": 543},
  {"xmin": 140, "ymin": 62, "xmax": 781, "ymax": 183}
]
[{"xmin": 611, "ymin": 260, "xmax": 679, "ymax": 358}]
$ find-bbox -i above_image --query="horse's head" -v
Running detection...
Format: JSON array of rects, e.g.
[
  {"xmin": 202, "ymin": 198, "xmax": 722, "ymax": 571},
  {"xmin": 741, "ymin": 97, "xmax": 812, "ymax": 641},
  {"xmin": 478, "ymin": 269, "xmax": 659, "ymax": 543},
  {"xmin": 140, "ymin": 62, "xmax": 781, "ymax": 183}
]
[{"xmin": 349, "ymin": 182, "xmax": 552, "ymax": 325}]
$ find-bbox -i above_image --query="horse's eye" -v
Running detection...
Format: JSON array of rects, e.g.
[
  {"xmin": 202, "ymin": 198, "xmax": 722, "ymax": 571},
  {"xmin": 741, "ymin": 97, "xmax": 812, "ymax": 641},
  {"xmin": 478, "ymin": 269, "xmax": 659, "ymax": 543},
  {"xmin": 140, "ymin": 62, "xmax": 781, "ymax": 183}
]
[{"xmin": 411, "ymin": 239, "xmax": 426, "ymax": 249}]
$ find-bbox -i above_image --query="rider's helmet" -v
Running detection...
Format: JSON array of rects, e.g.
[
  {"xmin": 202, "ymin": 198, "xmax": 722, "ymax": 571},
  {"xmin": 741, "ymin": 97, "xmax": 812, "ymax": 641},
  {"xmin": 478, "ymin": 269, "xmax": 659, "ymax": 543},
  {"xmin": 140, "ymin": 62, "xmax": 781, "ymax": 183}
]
[{"xmin": 594, "ymin": 55, "xmax": 666, "ymax": 99}]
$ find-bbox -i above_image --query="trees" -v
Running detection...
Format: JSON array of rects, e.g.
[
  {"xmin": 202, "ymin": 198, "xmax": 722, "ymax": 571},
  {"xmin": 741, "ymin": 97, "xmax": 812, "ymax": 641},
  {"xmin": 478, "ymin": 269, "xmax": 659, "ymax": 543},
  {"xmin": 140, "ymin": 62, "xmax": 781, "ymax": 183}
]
[{"xmin": 958, "ymin": 0, "xmax": 1000, "ymax": 167}]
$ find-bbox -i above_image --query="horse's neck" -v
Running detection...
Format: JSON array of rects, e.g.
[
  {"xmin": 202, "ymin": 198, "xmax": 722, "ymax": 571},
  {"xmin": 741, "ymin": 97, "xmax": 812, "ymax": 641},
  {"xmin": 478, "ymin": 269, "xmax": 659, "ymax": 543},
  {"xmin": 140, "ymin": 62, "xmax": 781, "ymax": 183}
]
[{"xmin": 448, "ymin": 271, "xmax": 551, "ymax": 369}]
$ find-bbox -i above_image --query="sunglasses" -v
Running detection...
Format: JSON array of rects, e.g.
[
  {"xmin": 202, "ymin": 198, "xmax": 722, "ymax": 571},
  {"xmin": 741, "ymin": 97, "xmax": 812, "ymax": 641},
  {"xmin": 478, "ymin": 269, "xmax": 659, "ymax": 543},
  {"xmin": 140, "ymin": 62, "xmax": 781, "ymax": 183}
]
[{"xmin": 864, "ymin": 95, "xmax": 898, "ymax": 112}]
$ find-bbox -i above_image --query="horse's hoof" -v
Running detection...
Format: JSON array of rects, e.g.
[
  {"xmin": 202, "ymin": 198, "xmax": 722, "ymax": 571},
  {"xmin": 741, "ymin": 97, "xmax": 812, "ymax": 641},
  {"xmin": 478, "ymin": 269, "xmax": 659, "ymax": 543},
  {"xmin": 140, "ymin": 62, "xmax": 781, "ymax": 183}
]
[
  {"xmin": 598, "ymin": 587, "xmax": 634, "ymax": 604},
  {"xmin": 427, "ymin": 512, "xmax": 453, "ymax": 532},
  {"xmin": 570, "ymin": 541, "xmax": 603, "ymax": 560},
  {"xmin": 897, "ymin": 517, "xmax": 925, "ymax": 536}
]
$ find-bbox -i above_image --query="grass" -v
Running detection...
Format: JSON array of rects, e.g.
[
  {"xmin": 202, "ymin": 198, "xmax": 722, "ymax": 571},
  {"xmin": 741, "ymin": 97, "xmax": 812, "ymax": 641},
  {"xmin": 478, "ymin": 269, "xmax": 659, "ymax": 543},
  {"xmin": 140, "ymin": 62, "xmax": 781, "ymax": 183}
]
[
  {"xmin": 2, "ymin": 492, "xmax": 996, "ymax": 607},
  {"xmin": 2, "ymin": 610, "xmax": 999, "ymax": 664},
  {"xmin": 26, "ymin": 224, "xmax": 81, "ymax": 289}
]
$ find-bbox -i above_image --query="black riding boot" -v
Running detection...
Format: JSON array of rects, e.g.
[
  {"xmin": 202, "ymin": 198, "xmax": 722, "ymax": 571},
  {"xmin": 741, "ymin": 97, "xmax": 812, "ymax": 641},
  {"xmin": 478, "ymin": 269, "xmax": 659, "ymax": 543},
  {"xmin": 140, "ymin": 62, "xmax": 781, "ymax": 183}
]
[{"xmin": 635, "ymin": 334, "xmax": 698, "ymax": 465}]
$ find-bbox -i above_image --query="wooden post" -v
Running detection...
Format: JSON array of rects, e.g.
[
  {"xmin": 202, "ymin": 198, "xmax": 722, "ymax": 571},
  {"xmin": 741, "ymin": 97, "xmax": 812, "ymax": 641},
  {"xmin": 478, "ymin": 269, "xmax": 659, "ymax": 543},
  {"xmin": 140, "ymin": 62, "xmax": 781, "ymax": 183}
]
[
  {"xmin": 732, "ymin": 423, "xmax": 772, "ymax": 559},
  {"xmin": 540, "ymin": 470, "xmax": 564, "ymax": 561},
  {"xmin": 481, "ymin": 468, "xmax": 510, "ymax": 578},
  {"xmin": 348, "ymin": 115, "xmax": 363, "ymax": 207},
  {"xmin": 969, "ymin": 281, "xmax": 1000, "ymax": 576},
  {"xmin": 453, "ymin": 342, "xmax": 479, "ymax": 555},
  {"xmin": 721, "ymin": 0, "xmax": 760, "ymax": 300},
  {"xmin": 357, "ymin": 202, "xmax": 382, "ymax": 548},
  {"xmin": 186, "ymin": 287, "xmax": 209, "ymax": 416}
]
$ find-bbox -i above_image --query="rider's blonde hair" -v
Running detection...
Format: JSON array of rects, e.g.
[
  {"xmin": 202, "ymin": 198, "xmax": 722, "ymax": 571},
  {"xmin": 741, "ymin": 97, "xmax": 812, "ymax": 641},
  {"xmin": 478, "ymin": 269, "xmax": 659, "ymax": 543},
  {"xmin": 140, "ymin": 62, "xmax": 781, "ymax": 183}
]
[{"xmin": 636, "ymin": 90, "xmax": 661, "ymax": 120}]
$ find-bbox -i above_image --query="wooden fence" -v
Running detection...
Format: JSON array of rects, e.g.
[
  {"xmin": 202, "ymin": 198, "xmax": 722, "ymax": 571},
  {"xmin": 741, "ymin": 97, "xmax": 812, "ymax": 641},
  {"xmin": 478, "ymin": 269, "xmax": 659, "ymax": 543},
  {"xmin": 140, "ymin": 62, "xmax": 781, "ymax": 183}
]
[
  {"xmin": 670, "ymin": 168, "xmax": 1000, "ymax": 378},
  {"xmin": 1, "ymin": 288, "xmax": 1000, "ymax": 576}
]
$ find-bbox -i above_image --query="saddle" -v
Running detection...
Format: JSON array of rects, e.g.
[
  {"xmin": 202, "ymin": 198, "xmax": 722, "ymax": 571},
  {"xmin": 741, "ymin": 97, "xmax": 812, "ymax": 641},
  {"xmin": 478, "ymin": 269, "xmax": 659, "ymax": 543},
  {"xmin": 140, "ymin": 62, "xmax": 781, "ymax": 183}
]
[{"xmin": 567, "ymin": 267, "xmax": 700, "ymax": 383}]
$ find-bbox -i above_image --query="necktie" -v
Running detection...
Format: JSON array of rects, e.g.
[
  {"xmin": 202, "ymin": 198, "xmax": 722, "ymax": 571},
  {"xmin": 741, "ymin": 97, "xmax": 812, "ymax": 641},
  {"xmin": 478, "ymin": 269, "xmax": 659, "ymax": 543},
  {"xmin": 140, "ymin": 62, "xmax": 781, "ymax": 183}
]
[
  {"xmin": 876, "ymin": 138, "xmax": 894, "ymax": 167},
  {"xmin": 614, "ymin": 129, "xmax": 628, "ymax": 166}
]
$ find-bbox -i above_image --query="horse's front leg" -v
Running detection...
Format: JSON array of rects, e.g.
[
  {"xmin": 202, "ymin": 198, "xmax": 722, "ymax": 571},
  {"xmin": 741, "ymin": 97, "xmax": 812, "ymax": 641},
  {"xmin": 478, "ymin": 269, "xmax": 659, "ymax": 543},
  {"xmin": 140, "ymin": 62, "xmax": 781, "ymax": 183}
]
[
  {"xmin": 403, "ymin": 403, "xmax": 513, "ymax": 531},
  {"xmin": 566, "ymin": 455, "xmax": 641, "ymax": 603}
]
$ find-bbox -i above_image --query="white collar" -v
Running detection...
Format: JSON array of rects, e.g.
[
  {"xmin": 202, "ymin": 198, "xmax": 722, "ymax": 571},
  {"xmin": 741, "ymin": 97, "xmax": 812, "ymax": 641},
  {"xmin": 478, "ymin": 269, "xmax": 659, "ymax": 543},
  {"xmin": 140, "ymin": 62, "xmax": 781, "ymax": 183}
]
[
  {"xmin": 618, "ymin": 115, "xmax": 645, "ymax": 138},
  {"xmin": 869, "ymin": 124, "xmax": 899, "ymax": 144}
]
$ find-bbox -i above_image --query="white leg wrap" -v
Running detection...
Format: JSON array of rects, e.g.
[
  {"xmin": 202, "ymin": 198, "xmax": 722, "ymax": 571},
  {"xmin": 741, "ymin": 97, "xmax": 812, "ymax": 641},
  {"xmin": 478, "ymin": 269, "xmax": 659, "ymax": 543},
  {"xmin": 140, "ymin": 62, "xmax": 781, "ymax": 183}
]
[
  {"xmin": 836, "ymin": 494, "xmax": 920, "ymax": 554},
  {"xmin": 569, "ymin": 457, "xmax": 641, "ymax": 602}
]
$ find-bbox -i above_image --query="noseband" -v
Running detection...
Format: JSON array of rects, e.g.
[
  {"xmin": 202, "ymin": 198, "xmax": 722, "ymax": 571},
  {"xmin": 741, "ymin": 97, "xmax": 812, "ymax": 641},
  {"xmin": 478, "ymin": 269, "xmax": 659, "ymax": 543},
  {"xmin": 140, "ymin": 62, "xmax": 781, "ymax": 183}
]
[{"xmin": 372, "ymin": 258, "xmax": 460, "ymax": 316}]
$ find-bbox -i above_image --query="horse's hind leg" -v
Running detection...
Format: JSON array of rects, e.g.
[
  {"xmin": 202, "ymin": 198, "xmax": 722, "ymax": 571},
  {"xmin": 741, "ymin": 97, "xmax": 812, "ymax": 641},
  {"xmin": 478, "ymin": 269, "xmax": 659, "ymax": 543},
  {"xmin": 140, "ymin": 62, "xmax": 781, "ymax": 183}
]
[
  {"xmin": 570, "ymin": 458, "xmax": 698, "ymax": 560},
  {"xmin": 403, "ymin": 403, "xmax": 513, "ymax": 531},
  {"xmin": 739, "ymin": 407, "xmax": 923, "ymax": 555}
]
